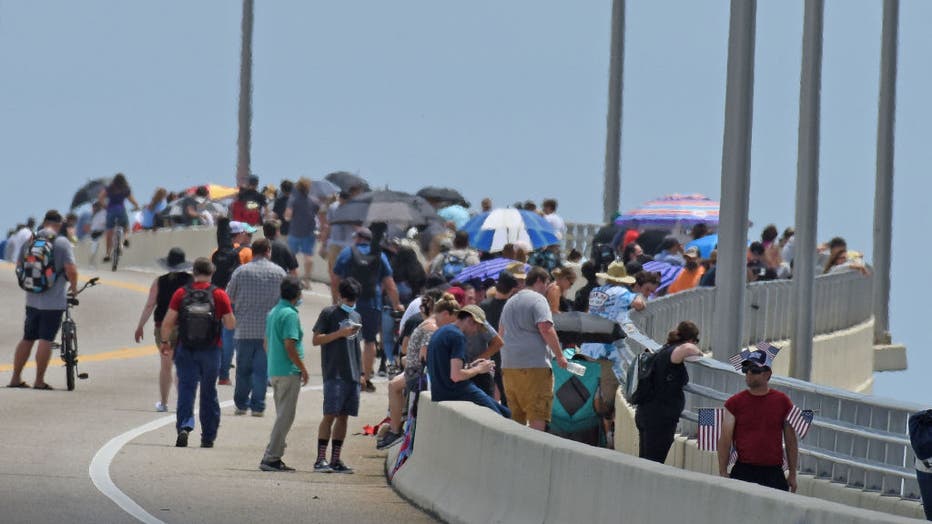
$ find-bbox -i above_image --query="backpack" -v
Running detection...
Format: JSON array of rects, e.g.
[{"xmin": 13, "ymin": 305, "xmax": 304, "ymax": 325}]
[
  {"xmin": 591, "ymin": 242, "xmax": 616, "ymax": 273},
  {"xmin": 440, "ymin": 253, "xmax": 466, "ymax": 281},
  {"xmin": 909, "ymin": 410, "xmax": 932, "ymax": 465},
  {"xmin": 16, "ymin": 233, "xmax": 59, "ymax": 294},
  {"xmin": 349, "ymin": 246, "xmax": 381, "ymax": 300},
  {"xmin": 624, "ymin": 348, "xmax": 660, "ymax": 405},
  {"xmin": 178, "ymin": 285, "xmax": 221, "ymax": 350},
  {"xmin": 211, "ymin": 246, "xmax": 243, "ymax": 289}
]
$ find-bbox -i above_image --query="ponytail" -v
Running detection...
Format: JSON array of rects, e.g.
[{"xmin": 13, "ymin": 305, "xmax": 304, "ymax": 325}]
[{"xmin": 666, "ymin": 320, "xmax": 700, "ymax": 345}]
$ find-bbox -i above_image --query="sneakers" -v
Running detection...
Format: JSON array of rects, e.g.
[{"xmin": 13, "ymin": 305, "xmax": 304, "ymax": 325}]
[
  {"xmin": 376, "ymin": 369, "xmax": 387, "ymax": 378},
  {"xmin": 102, "ymin": 255, "xmax": 111, "ymax": 262},
  {"xmin": 376, "ymin": 430, "xmax": 404, "ymax": 450},
  {"xmin": 313, "ymin": 459, "xmax": 332, "ymax": 473},
  {"xmin": 364, "ymin": 380, "xmax": 376, "ymax": 393},
  {"xmin": 250, "ymin": 411, "xmax": 264, "ymax": 418},
  {"xmin": 234, "ymin": 408, "xmax": 247, "ymax": 416},
  {"xmin": 329, "ymin": 460, "xmax": 354, "ymax": 474},
  {"xmin": 201, "ymin": 440, "xmax": 214, "ymax": 448},
  {"xmin": 175, "ymin": 429, "xmax": 189, "ymax": 448},
  {"xmin": 218, "ymin": 378, "xmax": 232, "ymax": 386},
  {"xmin": 155, "ymin": 401, "xmax": 168, "ymax": 413},
  {"xmin": 386, "ymin": 364, "xmax": 401, "ymax": 378},
  {"xmin": 260, "ymin": 460, "xmax": 295, "ymax": 472}
]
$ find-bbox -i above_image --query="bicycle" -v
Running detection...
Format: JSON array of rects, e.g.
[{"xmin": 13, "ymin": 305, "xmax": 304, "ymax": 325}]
[
  {"xmin": 53, "ymin": 277, "xmax": 99, "ymax": 390},
  {"xmin": 111, "ymin": 224, "xmax": 124, "ymax": 272}
]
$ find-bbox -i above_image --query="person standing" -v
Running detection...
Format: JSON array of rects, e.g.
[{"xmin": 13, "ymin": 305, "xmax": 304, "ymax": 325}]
[
  {"xmin": 259, "ymin": 276, "xmax": 309, "ymax": 472},
  {"xmin": 8, "ymin": 210, "xmax": 77, "ymax": 390},
  {"xmin": 134, "ymin": 247, "xmax": 193, "ymax": 411},
  {"xmin": 541, "ymin": 198, "xmax": 566, "ymax": 240},
  {"xmin": 262, "ymin": 220, "xmax": 298, "ymax": 276},
  {"xmin": 718, "ymin": 349, "xmax": 798, "ymax": 492},
  {"xmin": 272, "ymin": 179, "xmax": 293, "ymax": 236},
  {"xmin": 226, "ymin": 239, "xmax": 286, "ymax": 417},
  {"xmin": 633, "ymin": 321, "xmax": 703, "ymax": 463},
  {"xmin": 160, "ymin": 258, "xmax": 235, "ymax": 448},
  {"xmin": 320, "ymin": 190, "xmax": 356, "ymax": 304},
  {"xmin": 285, "ymin": 177, "xmax": 323, "ymax": 289},
  {"xmin": 311, "ymin": 278, "xmax": 365, "ymax": 473},
  {"xmin": 498, "ymin": 267, "xmax": 569, "ymax": 430}
]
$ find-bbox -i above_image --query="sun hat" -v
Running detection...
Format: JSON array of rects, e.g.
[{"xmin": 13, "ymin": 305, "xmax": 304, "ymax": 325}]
[
  {"xmin": 596, "ymin": 260, "xmax": 636, "ymax": 285},
  {"xmin": 157, "ymin": 247, "xmax": 193, "ymax": 272}
]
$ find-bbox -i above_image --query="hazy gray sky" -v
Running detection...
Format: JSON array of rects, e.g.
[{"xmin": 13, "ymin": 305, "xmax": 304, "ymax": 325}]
[{"xmin": 1, "ymin": 1, "xmax": 929, "ymax": 403}]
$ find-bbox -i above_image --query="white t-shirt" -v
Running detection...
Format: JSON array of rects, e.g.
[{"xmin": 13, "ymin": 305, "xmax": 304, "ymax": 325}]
[
  {"xmin": 544, "ymin": 213, "xmax": 566, "ymax": 240},
  {"xmin": 90, "ymin": 209, "xmax": 107, "ymax": 233},
  {"xmin": 5, "ymin": 227, "xmax": 33, "ymax": 262}
]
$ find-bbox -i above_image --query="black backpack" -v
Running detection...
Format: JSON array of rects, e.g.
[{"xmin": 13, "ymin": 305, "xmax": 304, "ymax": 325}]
[
  {"xmin": 178, "ymin": 285, "xmax": 221, "ymax": 350},
  {"xmin": 211, "ymin": 246, "xmax": 243, "ymax": 289},
  {"xmin": 349, "ymin": 246, "xmax": 381, "ymax": 300},
  {"xmin": 590, "ymin": 242, "xmax": 616, "ymax": 273},
  {"xmin": 624, "ymin": 348, "xmax": 660, "ymax": 405}
]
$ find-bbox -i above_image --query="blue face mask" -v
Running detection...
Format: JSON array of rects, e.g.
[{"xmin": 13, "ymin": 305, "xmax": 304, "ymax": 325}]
[
  {"xmin": 340, "ymin": 303, "xmax": 356, "ymax": 314},
  {"xmin": 295, "ymin": 299, "xmax": 303, "ymax": 307}
]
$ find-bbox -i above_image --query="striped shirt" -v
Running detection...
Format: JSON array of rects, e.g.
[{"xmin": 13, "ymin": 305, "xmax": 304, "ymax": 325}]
[{"xmin": 226, "ymin": 257, "xmax": 286, "ymax": 339}]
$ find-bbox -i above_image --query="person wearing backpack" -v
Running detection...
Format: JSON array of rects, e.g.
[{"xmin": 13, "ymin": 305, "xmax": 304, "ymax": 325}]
[
  {"xmin": 160, "ymin": 258, "xmax": 235, "ymax": 448},
  {"xmin": 427, "ymin": 231, "xmax": 479, "ymax": 282},
  {"xmin": 9, "ymin": 210, "xmax": 77, "ymax": 390},
  {"xmin": 633, "ymin": 321, "xmax": 703, "ymax": 463},
  {"xmin": 211, "ymin": 218, "xmax": 254, "ymax": 385}
]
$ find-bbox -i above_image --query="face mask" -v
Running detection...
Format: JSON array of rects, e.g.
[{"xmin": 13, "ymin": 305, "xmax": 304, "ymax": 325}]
[
  {"xmin": 340, "ymin": 303, "xmax": 356, "ymax": 314},
  {"xmin": 295, "ymin": 299, "xmax": 303, "ymax": 307}
]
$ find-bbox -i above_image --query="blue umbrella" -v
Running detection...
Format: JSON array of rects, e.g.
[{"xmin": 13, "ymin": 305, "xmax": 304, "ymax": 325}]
[
  {"xmin": 451, "ymin": 258, "xmax": 528, "ymax": 284},
  {"xmin": 642, "ymin": 260, "xmax": 683, "ymax": 294},
  {"xmin": 459, "ymin": 208, "xmax": 558, "ymax": 252},
  {"xmin": 685, "ymin": 233, "xmax": 718, "ymax": 259}
]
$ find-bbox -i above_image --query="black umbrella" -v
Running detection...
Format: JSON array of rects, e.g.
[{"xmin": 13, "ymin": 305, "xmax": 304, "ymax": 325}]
[
  {"xmin": 71, "ymin": 177, "xmax": 111, "ymax": 210},
  {"xmin": 325, "ymin": 171, "xmax": 370, "ymax": 192},
  {"xmin": 416, "ymin": 186, "xmax": 469, "ymax": 207},
  {"xmin": 553, "ymin": 311, "xmax": 626, "ymax": 346},
  {"xmin": 329, "ymin": 190, "xmax": 439, "ymax": 227}
]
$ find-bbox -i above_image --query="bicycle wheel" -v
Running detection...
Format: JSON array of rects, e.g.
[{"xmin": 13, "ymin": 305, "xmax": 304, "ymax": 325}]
[
  {"xmin": 111, "ymin": 229, "xmax": 121, "ymax": 272},
  {"xmin": 63, "ymin": 334, "xmax": 76, "ymax": 391}
]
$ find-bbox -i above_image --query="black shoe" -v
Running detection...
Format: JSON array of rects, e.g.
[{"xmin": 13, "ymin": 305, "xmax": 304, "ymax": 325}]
[
  {"xmin": 364, "ymin": 380, "xmax": 376, "ymax": 393},
  {"xmin": 200, "ymin": 440, "xmax": 214, "ymax": 448},
  {"xmin": 260, "ymin": 460, "xmax": 295, "ymax": 472},
  {"xmin": 329, "ymin": 460, "xmax": 354, "ymax": 474},
  {"xmin": 313, "ymin": 459, "xmax": 332, "ymax": 473},
  {"xmin": 102, "ymin": 256, "xmax": 111, "ymax": 262},
  {"xmin": 377, "ymin": 430, "xmax": 404, "ymax": 450},
  {"xmin": 175, "ymin": 429, "xmax": 189, "ymax": 448}
]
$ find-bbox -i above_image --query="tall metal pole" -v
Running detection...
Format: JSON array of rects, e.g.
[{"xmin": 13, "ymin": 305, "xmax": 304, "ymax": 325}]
[
  {"xmin": 235, "ymin": 0, "xmax": 255, "ymax": 188},
  {"xmin": 873, "ymin": 0, "xmax": 899, "ymax": 345},
  {"xmin": 790, "ymin": 0, "xmax": 825, "ymax": 381},
  {"xmin": 602, "ymin": 0, "xmax": 625, "ymax": 223},
  {"xmin": 713, "ymin": 0, "xmax": 756, "ymax": 362}
]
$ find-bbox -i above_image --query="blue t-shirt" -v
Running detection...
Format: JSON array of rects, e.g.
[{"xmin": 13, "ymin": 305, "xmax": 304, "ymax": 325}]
[
  {"xmin": 587, "ymin": 285, "xmax": 636, "ymax": 323},
  {"xmin": 426, "ymin": 324, "xmax": 469, "ymax": 401},
  {"xmin": 333, "ymin": 243, "xmax": 393, "ymax": 308}
]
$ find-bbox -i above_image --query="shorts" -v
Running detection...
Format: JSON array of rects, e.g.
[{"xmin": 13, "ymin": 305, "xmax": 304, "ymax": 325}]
[
  {"xmin": 106, "ymin": 209, "xmax": 129, "ymax": 229},
  {"xmin": 327, "ymin": 244, "xmax": 345, "ymax": 271},
  {"xmin": 502, "ymin": 367, "xmax": 554, "ymax": 424},
  {"xmin": 358, "ymin": 305, "xmax": 381, "ymax": 343},
  {"xmin": 23, "ymin": 307, "xmax": 64, "ymax": 342},
  {"xmin": 323, "ymin": 378, "xmax": 360, "ymax": 417},
  {"xmin": 287, "ymin": 235, "xmax": 316, "ymax": 256}
]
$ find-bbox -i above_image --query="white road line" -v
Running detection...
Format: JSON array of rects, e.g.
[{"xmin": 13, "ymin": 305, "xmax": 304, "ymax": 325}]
[{"xmin": 89, "ymin": 384, "xmax": 324, "ymax": 524}]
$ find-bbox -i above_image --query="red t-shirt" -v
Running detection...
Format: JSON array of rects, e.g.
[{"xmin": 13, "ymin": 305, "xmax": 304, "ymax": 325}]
[
  {"xmin": 168, "ymin": 282, "xmax": 233, "ymax": 347},
  {"xmin": 724, "ymin": 389, "xmax": 792, "ymax": 467}
]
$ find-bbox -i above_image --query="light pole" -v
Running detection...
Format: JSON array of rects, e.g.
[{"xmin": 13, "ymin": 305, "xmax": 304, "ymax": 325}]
[
  {"xmin": 235, "ymin": 0, "xmax": 254, "ymax": 188},
  {"xmin": 602, "ymin": 0, "xmax": 625, "ymax": 224}
]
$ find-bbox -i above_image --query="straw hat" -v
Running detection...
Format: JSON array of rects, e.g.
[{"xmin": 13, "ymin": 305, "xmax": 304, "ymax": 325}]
[{"xmin": 596, "ymin": 260, "xmax": 635, "ymax": 285}]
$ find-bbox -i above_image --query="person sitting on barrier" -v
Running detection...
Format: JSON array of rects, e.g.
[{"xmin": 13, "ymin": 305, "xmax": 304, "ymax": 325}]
[
  {"xmin": 426, "ymin": 305, "xmax": 512, "ymax": 418},
  {"xmin": 718, "ymin": 348, "xmax": 798, "ymax": 492},
  {"xmin": 634, "ymin": 321, "xmax": 703, "ymax": 463}
]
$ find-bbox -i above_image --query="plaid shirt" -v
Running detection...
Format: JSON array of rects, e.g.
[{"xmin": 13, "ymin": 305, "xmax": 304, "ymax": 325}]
[{"xmin": 226, "ymin": 257, "xmax": 286, "ymax": 339}]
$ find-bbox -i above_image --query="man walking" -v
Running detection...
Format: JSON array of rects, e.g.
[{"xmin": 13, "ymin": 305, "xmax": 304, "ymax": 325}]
[
  {"xmin": 262, "ymin": 220, "xmax": 298, "ymax": 276},
  {"xmin": 499, "ymin": 267, "xmax": 568, "ymax": 430},
  {"xmin": 227, "ymin": 238, "xmax": 286, "ymax": 417},
  {"xmin": 259, "ymin": 276, "xmax": 309, "ymax": 472},
  {"xmin": 718, "ymin": 349, "xmax": 798, "ymax": 492},
  {"xmin": 319, "ymin": 190, "xmax": 357, "ymax": 304},
  {"xmin": 311, "ymin": 278, "xmax": 365, "ymax": 473},
  {"xmin": 160, "ymin": 258, "xmax": 235, "ymax": 448},
  {"xmin": 8, "ymin": 210, "xmax": 77, "ymax": 390}
]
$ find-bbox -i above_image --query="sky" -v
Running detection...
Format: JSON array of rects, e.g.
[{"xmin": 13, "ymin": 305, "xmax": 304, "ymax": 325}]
[{"xmin": 1, "ymin": 1, "xmax": 930, "ymax": 404}]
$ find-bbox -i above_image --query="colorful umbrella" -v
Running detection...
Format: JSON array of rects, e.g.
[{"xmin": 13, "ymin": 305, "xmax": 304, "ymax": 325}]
[
  {"xmin": 186, "ymin": 184, "xmax": 238, "ymax": 200},
  {"xmin": 615, "ymin": 194, "xmax": 719, "ymax": 228},
  {"xmin": 642, "ymin": 260, "xmax": 683, "ymax": 294},
  {"xmin": 451, "ymin": 257, "xmax": 528, "ymax": 284},
  {"xmin": 459, "ymin": 209, "xmax": 558, "ymax": 252}
]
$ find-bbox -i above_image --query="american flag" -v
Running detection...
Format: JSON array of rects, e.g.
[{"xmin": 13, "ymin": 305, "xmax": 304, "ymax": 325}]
[
  {"xmin": 697, "ymin": 408, "xmax": 721, "ymax": 451},
  {"xmin": 786, "ymin": 405, "xmax": 815, "ymax": 439},
  {"xmin": 756, "ymin": 341, "xmax": 781, "ymax": 363},
  {"xmin": 728, "ymin": 351, "xmax": 750, "ymax": 372}
]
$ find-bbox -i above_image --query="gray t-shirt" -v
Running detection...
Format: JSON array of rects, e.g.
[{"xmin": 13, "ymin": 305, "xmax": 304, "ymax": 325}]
[
  {"xmin": 465, "ymin": 322, "xmax": 497, "ymax": 362},
  {"xmin": 499, "ymin": 289, "xmax": 553, "ymax": 369},
  {"xmin": 287, "ymin": 192, "xmax": 321, "ymax": 238},
  {"xmin": 326, "ymin": 201, "xmax": 353, "ymax": 248},
  {"xmin": 25, "ymin": 230, "xmax": 75, "ymax": 311}
]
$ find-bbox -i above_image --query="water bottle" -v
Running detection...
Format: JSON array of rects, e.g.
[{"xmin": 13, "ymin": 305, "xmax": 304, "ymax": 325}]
[{"xmin": 566, "ymin": 361, "xmax": 586, "ymax": 377}]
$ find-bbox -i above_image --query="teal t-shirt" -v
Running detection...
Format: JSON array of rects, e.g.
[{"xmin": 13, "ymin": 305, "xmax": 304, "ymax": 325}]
[{"xmin": 266, "ymin": 299, "xmax": 304, "ymax": 376}]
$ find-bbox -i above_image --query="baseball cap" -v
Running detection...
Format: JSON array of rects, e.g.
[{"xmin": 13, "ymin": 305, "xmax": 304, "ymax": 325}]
[
  {"xmin": 741, "ymin": 349, "xmax": 771, "ymax": 371},
  {"xmin": 684, "ymin": 246, "xmax": 700, "ymax": 259},
  {"xmin": 230, "ymin": 221, "xmax": 257, "ymax": 235},
  {"xmin": 355, "ymin": 227, "xmax": 372, "ymax": 241},
  {"xmin": 458, "ymin": 304, "xmax": 487, "ymax": 325}
]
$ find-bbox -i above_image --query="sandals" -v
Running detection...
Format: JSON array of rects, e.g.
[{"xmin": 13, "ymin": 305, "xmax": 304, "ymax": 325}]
[
  {"xmin": 6, "ymin": 381, "xmax": 30, "ymax": 389},
  {"xmin": 33, "ymin": 383, "xmax": 54, "ymax": 390}
]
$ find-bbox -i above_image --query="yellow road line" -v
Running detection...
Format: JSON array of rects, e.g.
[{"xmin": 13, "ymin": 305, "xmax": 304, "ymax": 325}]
[
  {"xmin": 0, "ymin": 345, "xmax": 159, "ymax": 373},
  {"xmin": 0, "ymin": 261, "xmax": 151, "ymax": 293}
]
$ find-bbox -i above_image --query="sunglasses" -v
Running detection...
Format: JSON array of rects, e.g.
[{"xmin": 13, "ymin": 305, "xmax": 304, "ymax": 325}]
[{"xmin": 745, "ymin": 367, "xmax": 768, "ymax": 375}]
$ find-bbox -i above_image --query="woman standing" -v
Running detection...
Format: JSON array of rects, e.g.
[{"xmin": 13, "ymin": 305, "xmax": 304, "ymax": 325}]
[{"xmin": 634, "ymin": 321, "xmax": 704, "ymax": 463}]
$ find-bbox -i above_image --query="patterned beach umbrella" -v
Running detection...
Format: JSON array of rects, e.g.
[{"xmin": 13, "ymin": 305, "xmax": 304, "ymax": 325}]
[
  {"xmin": 615, "ymin": 194, "xmax": 719, "ymax": 228},
  {"xmin": 459, "ymin": 208, "xmax": 558, "ymax": 252}
]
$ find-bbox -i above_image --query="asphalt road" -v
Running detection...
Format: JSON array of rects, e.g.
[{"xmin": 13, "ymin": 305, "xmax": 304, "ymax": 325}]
[{"xmin": 0, "ymin": 262, "xmax": 436, "ymax": 524}]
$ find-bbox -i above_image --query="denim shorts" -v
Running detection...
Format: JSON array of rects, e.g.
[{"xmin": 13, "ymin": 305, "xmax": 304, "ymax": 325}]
[
  {"xmin": 24, "ymin": 307, "xmax": 64, "ymax": 342},
  {"xmin": 358, "ymin": 305, "xmax": 380, "ymax": 343},
  {"xmin": 106, "ymin": 210, "xmax": 129, "ymax": 229},
  {"xmin": 323, "ymin": 378, "xmax": 360, "ymax": 417},
  {"xmin": 287, "ymin": 235, "xmax": 316, "ymax": 256}
]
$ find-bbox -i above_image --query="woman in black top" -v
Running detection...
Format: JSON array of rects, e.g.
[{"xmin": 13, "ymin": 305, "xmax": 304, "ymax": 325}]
[
  {"xmin": 134, "ymin": 248, "xmax": 193, "ymax": 412},
  {"xmin": 634, "ymin": 321, "xmax": 704, "ymax": 463}
]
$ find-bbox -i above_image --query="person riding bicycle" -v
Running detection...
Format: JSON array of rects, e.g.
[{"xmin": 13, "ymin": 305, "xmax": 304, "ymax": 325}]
[
  {"xmin": 99, "ymin": 173, "xmax": 139, "ymax": 262},
  {"xmin": 8, "ymin": 210, "xmax": 78, "ymax": 390}
]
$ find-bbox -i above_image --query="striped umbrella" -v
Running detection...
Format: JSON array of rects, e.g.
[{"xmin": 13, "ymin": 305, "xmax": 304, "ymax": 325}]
[
  {"xmin": 642, "ymin": 260, "xmax": 683, "ymax": 294},
  {"xmin": 451, "ymin": 258, "xmax": 528, "ymax": 284},
  {"xmin": 459, "ymin": 208, "xmax": 559, "ymax": 252},
  {"xmin": 615, "ymin": 194, "xmax": 719, "ymax": 228}
]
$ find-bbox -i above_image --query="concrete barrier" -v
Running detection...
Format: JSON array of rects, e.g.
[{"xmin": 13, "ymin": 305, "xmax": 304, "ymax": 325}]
[{"xmin": 389, "ymin": 393, "xmax": 916, "ymax": 524}]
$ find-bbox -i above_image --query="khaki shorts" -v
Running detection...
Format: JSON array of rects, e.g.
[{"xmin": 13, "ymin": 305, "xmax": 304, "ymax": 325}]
[
  {"xmin": 154, "ymin": 325, "xmax": 178, "ymax": 349},
  {"xmin": 327, "ymin": 244, "xmax": 344, "ymax": 272},
  {"xmin": 502, "ymin": 367, "xmax": 554, "ymax": 425}
]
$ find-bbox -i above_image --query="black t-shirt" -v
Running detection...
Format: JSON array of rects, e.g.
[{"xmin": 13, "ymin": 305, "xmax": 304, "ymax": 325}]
[
  {"xmin": 313, "ymin": 305, "xmax": 362, "ymax": 382},
  {"xmin": 240, "ymin": 188, "xmax": 267, "ymax": 208},
  {"xmin": 270, "ymin": 239, "xmax": 298, "ymax": 273},
  {"xmin": 479, "ymin": 297, "xmax": 507, "ymax": 330},
  {"xmin": 155, "ymin": 272, "xmax": 193, "ymax": 323},
  {"xmin": 400, "ymin": 313, "xmax": 424, "ymax": 353},
  {"xmin": 273, "ymin": 194, "xmax": 290, "ymax": 235},
  {"xmin": 635, "ymin": 344, "xmax": 689, "ymax": 427}
]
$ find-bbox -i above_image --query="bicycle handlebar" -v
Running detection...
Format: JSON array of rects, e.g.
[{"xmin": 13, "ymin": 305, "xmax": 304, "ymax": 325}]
[{"xmin": 68, "ymin": 277, "xmax": 100, "ymax": 303}]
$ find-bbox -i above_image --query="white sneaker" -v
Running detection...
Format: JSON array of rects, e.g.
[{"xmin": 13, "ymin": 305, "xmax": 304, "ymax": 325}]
[{"xmin": 155, "ymin": 402, "xmax": 168, "ymax": 413}]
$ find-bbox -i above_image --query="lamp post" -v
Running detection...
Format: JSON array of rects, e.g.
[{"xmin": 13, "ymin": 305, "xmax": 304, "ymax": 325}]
[{"xmin": 235, "ymin": 0, "xmax": 254, "ymax": 188}]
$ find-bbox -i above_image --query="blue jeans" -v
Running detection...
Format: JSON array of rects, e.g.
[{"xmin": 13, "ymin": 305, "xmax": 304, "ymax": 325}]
[
  {"xmin": 220, "ymin": 325, "xmax": 235, "ymax": 381},
  {"xmin": 234, "ymin": 339, "xmax": 268, "ymax": 412},
  {"xmin": 174, "ymin": 345, "xmax": 221, "ymax": 442},
  {"xmin": 381, "ymin": 308, "xmax": 396, "ymax": 365},
  {"xmin": 435, "ymin": 384, "xmax": 512, "ymax": 419}
]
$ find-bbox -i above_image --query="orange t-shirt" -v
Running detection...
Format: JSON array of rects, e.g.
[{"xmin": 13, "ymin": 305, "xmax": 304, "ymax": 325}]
[{"xmin": 667, "ymin": 266, "xmax": 706, "ymax": 294}]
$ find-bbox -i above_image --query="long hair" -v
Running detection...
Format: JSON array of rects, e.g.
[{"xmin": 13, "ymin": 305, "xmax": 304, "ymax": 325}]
[
  {"xmin": 666, "ymin": 320, "xmax": 699, "ymax": 345},
  {"xmin": 110, "ymin": 173, "xmax": 129, "ymax": 192}
]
